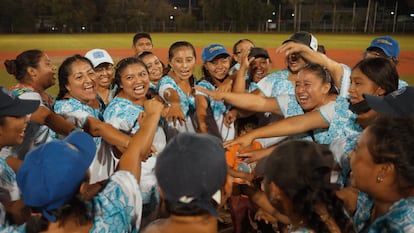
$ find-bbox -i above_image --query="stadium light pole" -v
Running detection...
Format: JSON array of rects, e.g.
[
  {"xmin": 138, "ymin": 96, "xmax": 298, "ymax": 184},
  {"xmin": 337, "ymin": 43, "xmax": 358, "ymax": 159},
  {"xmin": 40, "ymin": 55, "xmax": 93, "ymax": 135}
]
[{"xmin": 392, "ymin": 1, "xmax": 398, "ymax": 33}]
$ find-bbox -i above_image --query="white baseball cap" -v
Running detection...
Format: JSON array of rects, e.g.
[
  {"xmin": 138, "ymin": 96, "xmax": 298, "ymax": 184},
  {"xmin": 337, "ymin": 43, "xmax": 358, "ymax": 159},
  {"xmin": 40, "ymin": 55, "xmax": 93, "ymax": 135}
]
[{"xmin": 85, "ymin": 48, "xmax": 114, "ymax": 68}]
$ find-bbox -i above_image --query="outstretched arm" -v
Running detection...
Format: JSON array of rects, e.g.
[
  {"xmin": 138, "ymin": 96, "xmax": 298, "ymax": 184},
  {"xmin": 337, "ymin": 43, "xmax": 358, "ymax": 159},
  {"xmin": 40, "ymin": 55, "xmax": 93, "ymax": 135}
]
[
  {"xmin": 30, "ymin": 105, "xmax": 77, "ymax": 135},
  {"xmin": 84, "ymin": 117, "xmax": 131, "ymax": 151},
  {"xmin": 195, "ymin": 86, "xmax": 281, "ymax": 114},
  {"xmin": 232, "ymin": 49, "xmax": 253, "ymax": 93},
  {"xmin": 224, "ymin": 110, "xmax": 329, "ymax": 148}
]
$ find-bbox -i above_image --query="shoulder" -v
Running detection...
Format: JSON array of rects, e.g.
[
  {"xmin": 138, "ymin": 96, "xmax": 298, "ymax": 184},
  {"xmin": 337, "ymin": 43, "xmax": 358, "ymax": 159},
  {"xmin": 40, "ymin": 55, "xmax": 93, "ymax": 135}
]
[
  {"xmin": 141, "ymin": 218, "xmax": 168, "ymax": 233},
  {"xmin": 92, "ymin": 171, "xmax": 142, "ymax": 232},
  {"xmin": 10, "ymin": 86, "xmax": 42, "ymax": 102}
]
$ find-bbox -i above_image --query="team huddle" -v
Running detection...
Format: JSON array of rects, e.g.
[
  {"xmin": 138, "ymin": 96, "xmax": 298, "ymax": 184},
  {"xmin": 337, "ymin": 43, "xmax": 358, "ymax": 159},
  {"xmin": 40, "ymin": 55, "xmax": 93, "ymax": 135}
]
[{"xmin": 0, "ymin": 31, "xmax": 414, "ymax": 233}]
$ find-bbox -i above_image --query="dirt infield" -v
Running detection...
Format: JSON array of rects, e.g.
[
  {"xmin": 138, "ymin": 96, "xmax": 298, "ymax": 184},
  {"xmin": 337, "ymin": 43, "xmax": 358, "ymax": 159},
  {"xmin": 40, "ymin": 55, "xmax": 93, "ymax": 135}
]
[{"xmin": 0, "ymin": 47, "xmax": 413, "ymax": 76}]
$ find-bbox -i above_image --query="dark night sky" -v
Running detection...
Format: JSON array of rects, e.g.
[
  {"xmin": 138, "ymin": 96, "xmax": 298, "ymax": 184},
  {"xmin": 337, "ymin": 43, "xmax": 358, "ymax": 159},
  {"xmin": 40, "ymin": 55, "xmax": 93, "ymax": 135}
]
[{"xmin": 169, "ymin": 0, "xmax": 414, "ymax": 15}]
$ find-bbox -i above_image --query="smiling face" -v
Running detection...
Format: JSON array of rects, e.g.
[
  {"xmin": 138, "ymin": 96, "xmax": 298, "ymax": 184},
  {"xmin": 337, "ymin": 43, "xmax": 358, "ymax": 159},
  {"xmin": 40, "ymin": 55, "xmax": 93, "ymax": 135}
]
[
  {"xmin": 349, "ymin": 128, "xmax": 381, "ymax": 195},
  {"xmin": 295, "ymin": 69, "xmax": 330, "ymax": 111},
  {"xmin": 205, "ymin": 56, "xmax": 231, "ymax": 81},
  {"xmin": 118, "ymin": 63, "xmax": 150, "ymax": 104},
  {"xmin": 65, "ymin": 60, "xmax": 97, "ymax": 103},
  {"xmin": 248, "ymin": 57, "xmax": 270, "ymax": 83},
  {"xmin": 141, "ymin": 53, "xmax": 164, "ymax": 85},
  {"xmin": 0, "ymin": 115, "xmax": 30, "ymax": 148},
  {"xmin": 286, "ymin": 53, "xmax": 307, "ymax": 73},
  {"xmin": 33, "ymin": 53, "xmax": 57, "ymax": 90},
  {"xmin": 93, "ymin": 63, "xmax": 114, "ymax": 89},
  {"xmin": 169, "ymin": 46, "xmax": 196, "ymax": 81}
]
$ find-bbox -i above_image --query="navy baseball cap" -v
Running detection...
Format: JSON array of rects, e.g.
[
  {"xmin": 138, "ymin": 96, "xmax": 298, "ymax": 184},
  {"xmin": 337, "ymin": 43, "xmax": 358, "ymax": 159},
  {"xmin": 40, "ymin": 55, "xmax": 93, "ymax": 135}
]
[
  {"xmin": 364, "ymin": 86, "xmax": 414, "ymax": 116},
  {"xmin": 283, "ymin": 31, "xmax": 318, "ymax": 51},
  {"xmin": 0, "ymin": 86, "xmax": 39, "ymax": 117},
  {"xmin": 155, "ymin": 133, "xmax": 227, "ymax": 216},
  {"xmin": 201, "ymin": 44, "xmax": 230, "ymax": 63},
  {"xmin": 366, "ymin": 36, "xmax": 400, "ymax": 59},
  {"xmin": 248, "ymin": 47, "xmax": 270, "ymax": 59}
]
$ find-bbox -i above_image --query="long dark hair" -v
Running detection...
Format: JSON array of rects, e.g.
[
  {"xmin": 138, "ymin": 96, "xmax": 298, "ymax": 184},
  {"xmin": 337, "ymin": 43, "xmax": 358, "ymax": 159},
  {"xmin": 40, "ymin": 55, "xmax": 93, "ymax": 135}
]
[
  {"xmin": 168, "ymin": 41, "xmax": 197, "ymax": 94},
  {"xmin": 366, "ymin": 115, "xmax": 414, "ymax": 195},
  {"xmin": 56, "ymin": 55, "xmax": 94, "ymax": 100},
  {"xmin": 264, "ymin": 140, "xmax": 355, "ymax": 233},
  {"xmin": 4, "ymin": 49, "xmax": 43, "ymax": 81},
  {"xmin": 353, "ymin": 57, "xmax": 399, "ymax": 95},
  {"xmin": 137, "ymin": 51, "xmax": 169, "ymax": 79}
]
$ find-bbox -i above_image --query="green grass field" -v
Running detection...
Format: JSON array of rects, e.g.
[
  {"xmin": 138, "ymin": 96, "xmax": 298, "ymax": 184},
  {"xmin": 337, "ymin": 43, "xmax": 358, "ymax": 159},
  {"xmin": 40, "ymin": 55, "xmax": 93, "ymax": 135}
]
[
  {"xmin": 1, "ymin": 33, "xmax": 414, "ymax": 51},
  {"xmin": 1, "ymin": 33, "xmax": 413, "ymax": 95}
]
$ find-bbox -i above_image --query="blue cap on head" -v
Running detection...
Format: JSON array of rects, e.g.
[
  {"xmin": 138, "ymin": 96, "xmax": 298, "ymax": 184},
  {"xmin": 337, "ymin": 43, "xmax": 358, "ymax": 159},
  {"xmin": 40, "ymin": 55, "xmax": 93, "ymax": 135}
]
[
  {"xmin": 17, "ymin": 131, "xmax": 96, "ymax": 222},
  {"xmin": 366, "ymin": 36, "xmax": 400, "ymax": 59},
  {"xmin": 201, "ymin": 44, "xmax": 230, "ymax": 63}
]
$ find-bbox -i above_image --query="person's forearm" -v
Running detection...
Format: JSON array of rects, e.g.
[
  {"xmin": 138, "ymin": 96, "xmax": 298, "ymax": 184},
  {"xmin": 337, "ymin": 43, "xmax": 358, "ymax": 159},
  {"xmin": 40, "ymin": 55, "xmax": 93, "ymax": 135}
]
[
  {"xmin": 195, "ymin": 97, "xmax": 209, "ymax": 133},
  {"xmin": 85, "ymin": 118, "xmax": 131, "ymax": 149},
  {"xmin": 301, "ymin": 51, "xmax": 343, "ymax": 90},
  {"xmin": 44, "ymin": 113, "xmax": 77, "ymax": 135},
  {"xmin": 249, "ymin": 113, "xmax": 328, "ymax": 140},
  {"xmin": 232, "ymin": 67, "xmax": 247, "ymax": 93},
  {"xmin": 163, "ymin": 88, "xmax": 180, "ymax": 104},
  {"xmin": 223, "ymin": 92, "xmax": 279, "ymax": 113},
  {"xmin": 118, "ymin": 111, "xmax": 161, "ymax": 180},
  {"xmin": 30, "ymin": 106, "xmax": 76, "ymax": 135}
]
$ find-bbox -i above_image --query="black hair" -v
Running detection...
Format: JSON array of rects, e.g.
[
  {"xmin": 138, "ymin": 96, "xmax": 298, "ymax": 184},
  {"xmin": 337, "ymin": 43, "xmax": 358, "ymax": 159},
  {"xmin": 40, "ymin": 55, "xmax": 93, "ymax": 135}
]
[
  {"xmin": 234, "ymin": 115, "xmax": 259, "ymax": 136},
  {"xmin": 264, "ymin": 140, "xmax": 355, "ymax": 233},
  {"xmin": 113, "ymin": 56, "xmax": 148, "ymax": 95},
  {"xmin": 164, "ymin": 199, "xmax": 217, "ymax": 217},
  {"xmin": 24, "ymin": 195, "xmax": 93, "ymax": 233},
  {"xmin": 353, "ymin": 57, "xmax": 399, "ymax": 95},
  {"xmin": 366, "ymin": 115, "xmax": 414, "ymax": 195},
  {"xmin": 317, "ymin": 45, "xmax": 326, "ymax": 54},
  {"xmin": 230, "ymin": 39, "xmax": 255, "ymax": 68},
  {"xmin": 56, "ymin": 54, "xmax": 94, "ymax": 100},
  {"xmin": 298, "ymin": 63, "xmax": 338, "ymax": 95},
  {"xmin": 4, "ymin": 50, "xmax": 44, "ymax": 81},
  {"xmin": 132, "ymin": 32, "xmax": 152, "ymax": 45},
  {"xmin": 232, "ymin": 38, "xmax": 255, "ymax": 55},
  {"xmin": 168, "ymin": 41, "xmax": 197, "ymax": 94},
  {"xmin": 137, "ymin": 51, "xmax": 169, "ymax": 76}
]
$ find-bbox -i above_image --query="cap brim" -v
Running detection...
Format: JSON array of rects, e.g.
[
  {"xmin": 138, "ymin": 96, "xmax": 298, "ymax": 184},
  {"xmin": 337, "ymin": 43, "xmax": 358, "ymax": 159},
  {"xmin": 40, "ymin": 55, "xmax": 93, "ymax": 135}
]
[
  {"xmin": 193, "ymin": 198, "xmax": 220, "ymax": 216},
  {"xmin": 1, "ymin": 99, "xmax": 40, "ymax": 117},
  {"xmin": 205, "ymin": 52, "xmax": 230, "ymax": 62},
  {"xmin": 363, "ymin": 93, "xmax": 397, "ymax": 115}
]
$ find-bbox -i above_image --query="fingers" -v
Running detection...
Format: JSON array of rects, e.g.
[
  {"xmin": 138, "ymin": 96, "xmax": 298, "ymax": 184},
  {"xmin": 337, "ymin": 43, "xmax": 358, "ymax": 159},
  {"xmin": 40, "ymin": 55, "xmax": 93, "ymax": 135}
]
[
  {"xmin": 144, "ymin": 98, "xmax": 164, "ymax": 115},
  {"xmin": 223, "ymin": 140, "xmax": 239, "ymax": 148}
]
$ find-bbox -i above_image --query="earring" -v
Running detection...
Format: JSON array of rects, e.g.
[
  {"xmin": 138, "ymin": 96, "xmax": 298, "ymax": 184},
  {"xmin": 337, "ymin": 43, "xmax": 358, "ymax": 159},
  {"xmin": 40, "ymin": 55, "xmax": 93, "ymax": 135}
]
[{"xmin": 376, "ymin": 176, "xmax": 383, "ymax": 183}]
